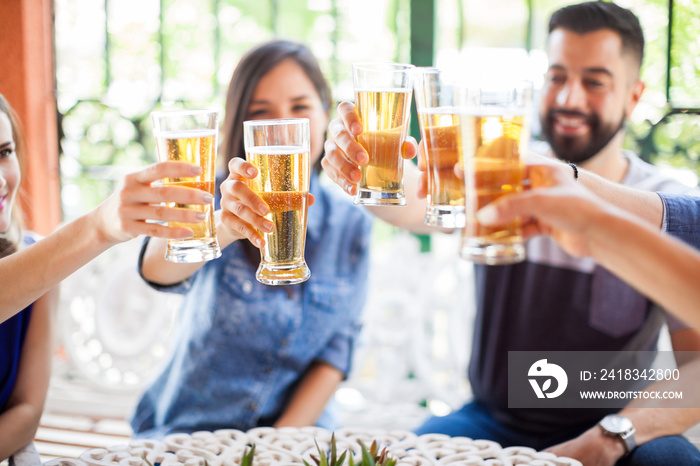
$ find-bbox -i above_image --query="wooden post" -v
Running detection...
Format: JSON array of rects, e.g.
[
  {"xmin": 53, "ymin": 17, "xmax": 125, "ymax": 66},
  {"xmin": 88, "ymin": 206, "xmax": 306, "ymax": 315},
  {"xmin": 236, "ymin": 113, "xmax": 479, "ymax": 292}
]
[{"xmin": 0, "ymin": 0, "xmax": 61, "ymax": 235}]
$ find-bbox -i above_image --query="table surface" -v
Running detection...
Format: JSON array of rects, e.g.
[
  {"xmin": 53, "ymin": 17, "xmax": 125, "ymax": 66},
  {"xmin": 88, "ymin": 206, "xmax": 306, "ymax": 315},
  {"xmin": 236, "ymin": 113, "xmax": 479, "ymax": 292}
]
[{"xmin": 39, "ymin": 426, "xmax": 583, "ymax": 466}]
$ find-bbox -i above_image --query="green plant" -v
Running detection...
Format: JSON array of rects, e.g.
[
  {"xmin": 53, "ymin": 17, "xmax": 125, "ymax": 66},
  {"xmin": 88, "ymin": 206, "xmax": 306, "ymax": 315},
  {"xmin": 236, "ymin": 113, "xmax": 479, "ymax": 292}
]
[
  {"xmin": 141, "ymin": 435, "xmax": 398, "ymax": 466},
  {"xmin": 304, "ymin": 435, "xmax": 397, "ymax": 466},
  {"xmin": 240, "ymin": 444, "xmax": 256, "ymax": 466},
  {"xmin": 348, "ymin": 440, "xmax": 397, "ymax": 466},
  {"xmin": 304, "ymin": 434, "xmax": 347, "ymax": 466}
]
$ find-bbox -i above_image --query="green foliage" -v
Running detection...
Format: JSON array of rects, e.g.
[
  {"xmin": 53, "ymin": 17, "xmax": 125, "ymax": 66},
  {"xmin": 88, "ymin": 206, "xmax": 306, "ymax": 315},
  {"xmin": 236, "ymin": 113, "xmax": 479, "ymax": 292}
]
[
  {"xmin": 303, "ymin": 435, "xmax": 396, "ymax": 466},
  {"xmin": 348, "ymin": 440, "xmax": 397, "ymax": 466},
  {"xmin": 305, "ymin": 434, "xmax": 348, "ymax": 466},
  {"xmin": 240, "ymin": 444, "xmax": 256, "ymax": 466}
]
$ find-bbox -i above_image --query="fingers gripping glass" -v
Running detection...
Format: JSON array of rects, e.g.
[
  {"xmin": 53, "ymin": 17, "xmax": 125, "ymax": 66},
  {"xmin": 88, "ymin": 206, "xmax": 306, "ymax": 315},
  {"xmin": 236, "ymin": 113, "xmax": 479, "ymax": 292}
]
[
  {"xmin": 151, "ymin": 109, "xmax": 222, "ymax": 263},
  {"xmin": 352, "ymin": 62, "xmax": 414, "ymax": 206},
  {"xmin": 243, "ymin": 118, "xmax": 311, "ymax": 286}
]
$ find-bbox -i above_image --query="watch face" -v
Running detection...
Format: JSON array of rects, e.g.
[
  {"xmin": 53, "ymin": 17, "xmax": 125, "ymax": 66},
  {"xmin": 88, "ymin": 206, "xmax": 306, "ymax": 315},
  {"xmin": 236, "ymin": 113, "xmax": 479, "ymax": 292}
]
[{"xmin": 601, "ymin": 414, "xmax": 634, "ymax": 434}]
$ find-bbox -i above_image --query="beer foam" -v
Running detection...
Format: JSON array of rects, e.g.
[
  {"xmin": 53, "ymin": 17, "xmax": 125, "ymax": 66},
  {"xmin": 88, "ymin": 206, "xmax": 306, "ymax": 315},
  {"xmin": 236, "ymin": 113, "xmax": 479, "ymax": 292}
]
[
  {"xmin": 419, "ymin": 106, "xmax": 462, "ymax": 116},
  {"xmin": 355, "ymin": 88, "xmax": 413, "ymax": 94},
  {"xmin": 154, "ymin": 129, "xmax": 218, "ymax": 139},
  {"xmin": 247, "ymin": 145, "xmax": 309, "ymax": 155}
]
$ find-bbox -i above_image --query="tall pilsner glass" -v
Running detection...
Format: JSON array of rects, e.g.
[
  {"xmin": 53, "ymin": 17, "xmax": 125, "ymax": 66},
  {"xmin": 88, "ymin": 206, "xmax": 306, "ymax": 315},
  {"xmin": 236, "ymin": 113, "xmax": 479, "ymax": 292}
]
[
  {"xmin": 151, "ymin": 109, "xmax": 222, "ymax": 263},
  {"xmin": 458, "ymin": 82, "xmax": 532, "ymax": 265},
  {"xmin": 413, "ymin": 67, "xmax": 466, "ymax": 227},
  {"xmin": 244, "ymin": 118, "xmax": 311, "ymax": 285},
  {"xmin": 352, "ymin": 62, "xmax": 414, "ymax": 206}
]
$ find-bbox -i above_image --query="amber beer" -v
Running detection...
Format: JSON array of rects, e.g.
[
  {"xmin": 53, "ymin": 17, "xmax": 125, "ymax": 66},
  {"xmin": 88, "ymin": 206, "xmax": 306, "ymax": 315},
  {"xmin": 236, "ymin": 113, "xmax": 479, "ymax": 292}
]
[
  {"xmin": 355, "ymin": 89, "xmax": 412, "ymax": 202},
  {"xmin": 417, "ymin": 109, "xmax": 465, "ymax": 226},
  {"xmin": 413, "ymin": 67, "xmax": 468, "ymax": 227},
  {"xmin": 460, "ymin": 111, "xmax": 529, "ymax": 264},
  {"xmin": 353, "ymin": 63, "xmax": 414, "ymax": 206},
  {"xmin": 244, "ymin": 118, "xmax": 311, "ymax": 285},
  {"xmin": 247, "ymin": 148, "xmax": 310, "ymax": 284},
  {"xmin": 152, "ymin": 109, "xmax": 221, "ymax": 263}
]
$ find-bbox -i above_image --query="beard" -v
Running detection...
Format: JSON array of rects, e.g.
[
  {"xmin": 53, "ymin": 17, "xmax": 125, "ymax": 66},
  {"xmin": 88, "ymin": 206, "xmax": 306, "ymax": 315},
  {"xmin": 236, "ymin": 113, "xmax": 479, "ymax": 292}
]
[{"xmin": 540, "ymin": 109, "xmax": 625, "ymax": 164}]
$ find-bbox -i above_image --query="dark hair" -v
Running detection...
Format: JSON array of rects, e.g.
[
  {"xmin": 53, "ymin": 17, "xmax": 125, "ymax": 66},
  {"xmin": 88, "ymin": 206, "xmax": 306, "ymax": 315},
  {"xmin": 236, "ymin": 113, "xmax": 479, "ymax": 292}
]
[
  {"xmin": 549, "ymin": 1, "xmax": 644, "ymax": 71},
  {"xmin": 221, "ymin": 39, "xmax": 332, "ymax": 171},
  {"xmin": 0, "ymin": 93, "xmax": 26, "ymax": 258},
  {"xmin": 220, "ymin": 40, "xmax": 331, "ymax": 267}
]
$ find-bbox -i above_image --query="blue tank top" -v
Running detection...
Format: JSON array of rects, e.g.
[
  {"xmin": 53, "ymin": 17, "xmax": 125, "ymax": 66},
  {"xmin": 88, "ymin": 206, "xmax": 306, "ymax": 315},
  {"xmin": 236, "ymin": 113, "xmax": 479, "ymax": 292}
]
[
  {"xmin": 0, "ymin": 304, "xmax": 33, "ymax": 410},
  {"xmin": 0, "ymin": 233, "xmax": 37, "ymax": 410}
]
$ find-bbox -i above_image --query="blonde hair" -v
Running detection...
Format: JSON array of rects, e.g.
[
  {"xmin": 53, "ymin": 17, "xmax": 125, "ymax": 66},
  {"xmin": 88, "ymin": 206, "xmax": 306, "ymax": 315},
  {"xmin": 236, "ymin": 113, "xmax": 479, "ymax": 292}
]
[{"xmin": 0, "ymin": 94, "xmax": 26, "ymax": 258}]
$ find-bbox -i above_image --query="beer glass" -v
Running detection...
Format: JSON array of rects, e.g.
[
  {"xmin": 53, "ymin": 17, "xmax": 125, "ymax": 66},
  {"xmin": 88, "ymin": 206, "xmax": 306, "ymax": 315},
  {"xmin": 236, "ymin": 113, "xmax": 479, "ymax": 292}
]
[
  {"xmin": 151, "ymin": 109, "xmax": 222, "ymax": 263},
  {"xmin": 352, "ymin": 62, "xmax": 414, "ymax": 206},
  {"xmin": 413, "ymin": 67, "xmax": 465, "ymax": 227},
  {"xmin": 458, "ymin": 82, "xmax": 532, "ymax": 265},
  {"xmin": 244, "ymin": 118, "xmax": 311, "ymax": 285}
]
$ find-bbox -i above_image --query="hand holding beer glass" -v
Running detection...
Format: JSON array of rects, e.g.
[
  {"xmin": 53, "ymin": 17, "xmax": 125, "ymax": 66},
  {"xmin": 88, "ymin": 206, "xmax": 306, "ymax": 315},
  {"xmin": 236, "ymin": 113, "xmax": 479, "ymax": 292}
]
[
  {"xmin": 151, "ymin": 109, "xmax": 222, "ymax": 263},
  {"xmin": 244, "ymin": 118, "xmax": 311, "ymax": 285},
  {"xmin": 413, "ymin": 67, "xmax": 466, "ymax": 227},
  {"xmin": 352, "ymin": 62, "xmax": 414, "ymax": 206},
  {"xmin": 458, "ymin": 81, "xmax": 532, "ymax": 265}
]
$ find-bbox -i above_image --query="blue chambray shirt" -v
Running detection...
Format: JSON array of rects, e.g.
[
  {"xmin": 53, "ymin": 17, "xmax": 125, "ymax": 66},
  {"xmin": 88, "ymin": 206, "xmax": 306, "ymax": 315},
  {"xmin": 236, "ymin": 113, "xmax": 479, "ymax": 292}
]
[
  {"xmin": 130, "ymin": 172, "xmax": 373, "ymax": 439},
  {"xmin": 658, "ymin": 192, "xmax": 700, "ymax": 249}
]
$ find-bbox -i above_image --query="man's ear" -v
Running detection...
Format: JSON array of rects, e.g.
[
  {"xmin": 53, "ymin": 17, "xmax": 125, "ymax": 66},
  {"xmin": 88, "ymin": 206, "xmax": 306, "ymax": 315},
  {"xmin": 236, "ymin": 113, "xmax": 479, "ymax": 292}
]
[{"xmin": 626, "ymin": 78, "xmax": 645, "ymax": 118}]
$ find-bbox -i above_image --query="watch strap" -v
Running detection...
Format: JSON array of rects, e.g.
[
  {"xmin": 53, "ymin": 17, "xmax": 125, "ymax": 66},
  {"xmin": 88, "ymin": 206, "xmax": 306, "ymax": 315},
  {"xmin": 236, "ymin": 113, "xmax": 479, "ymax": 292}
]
[{"xmin": 619, "ymin": 429, "xmax": 637, "ymax": 454}]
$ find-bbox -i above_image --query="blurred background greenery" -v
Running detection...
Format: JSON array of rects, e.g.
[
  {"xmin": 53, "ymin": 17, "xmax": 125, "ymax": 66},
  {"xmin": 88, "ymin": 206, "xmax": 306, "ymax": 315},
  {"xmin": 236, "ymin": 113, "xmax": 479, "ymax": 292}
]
[{"xmin": 53, "ymin": 0, "xmax": 700, "ymax": 219}]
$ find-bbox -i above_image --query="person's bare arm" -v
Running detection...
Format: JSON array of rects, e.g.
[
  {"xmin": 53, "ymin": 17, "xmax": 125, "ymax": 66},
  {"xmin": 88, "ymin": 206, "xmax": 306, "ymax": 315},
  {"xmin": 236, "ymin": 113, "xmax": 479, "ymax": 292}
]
[
  {"xmin": 141, "ymin": 158, "xmax": 287, "ymax": 285},
  {"xmin": 585, "ymin": 209, "xmax": 700, "ymax": 328},
  {"xmin": 525, "ymin": 153, "xmax": 665, "ymax": 229},
  {"xmin": 577, "ymin": 168, "xmax": 664, "ymax": 229},
  {"xmin": 0, "ymin": 287, "xmax": 56, "ymax": 460},
  {"xmin": 0, "ymin": 162, "xmax": 211, "ymax": 323},
  {"xmin": 478, "ymin": 163, "xmax": 700, "ymax": 329},
  {"xmin": 273, "ymin": 361, "xmax": 344, "ymax": 428}
]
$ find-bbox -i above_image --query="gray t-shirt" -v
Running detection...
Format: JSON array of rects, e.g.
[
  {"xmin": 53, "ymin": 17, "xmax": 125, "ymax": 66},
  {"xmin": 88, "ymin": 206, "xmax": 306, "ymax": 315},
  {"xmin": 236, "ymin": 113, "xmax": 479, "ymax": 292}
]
[{"xmin": 469, "ymin": 151, "xmax": 697, "ymax": 433}]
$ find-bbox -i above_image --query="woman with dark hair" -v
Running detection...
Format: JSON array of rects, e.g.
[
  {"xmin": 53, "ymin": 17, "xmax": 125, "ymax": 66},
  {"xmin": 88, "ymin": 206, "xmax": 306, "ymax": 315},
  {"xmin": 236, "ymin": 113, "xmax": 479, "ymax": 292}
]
[{"xmin": 131, "ymin": 40, "xmax": 374, "ymax": 438}]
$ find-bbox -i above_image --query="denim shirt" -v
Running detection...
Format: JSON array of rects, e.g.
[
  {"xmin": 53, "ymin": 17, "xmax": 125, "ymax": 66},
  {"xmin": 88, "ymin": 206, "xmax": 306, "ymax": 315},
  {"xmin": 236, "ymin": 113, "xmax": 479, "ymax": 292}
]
[
  {"xmin": 658, "ymin": 192, "xmax": 700, "ymax": 250},
  {"xmin": 131, "ymin": 173, "xmax": 373, "ymax": 439}
]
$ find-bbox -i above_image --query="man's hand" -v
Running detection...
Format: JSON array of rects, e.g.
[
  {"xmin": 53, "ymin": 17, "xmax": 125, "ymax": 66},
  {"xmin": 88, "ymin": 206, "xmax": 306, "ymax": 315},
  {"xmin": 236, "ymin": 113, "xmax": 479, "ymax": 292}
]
[
  {"xmin": 322, "ymin": 101, "xmax": 418, "ymax": 196},
  {"xmin": 545, "ymin": 425, "xmax": 627, "ymax": 466}
]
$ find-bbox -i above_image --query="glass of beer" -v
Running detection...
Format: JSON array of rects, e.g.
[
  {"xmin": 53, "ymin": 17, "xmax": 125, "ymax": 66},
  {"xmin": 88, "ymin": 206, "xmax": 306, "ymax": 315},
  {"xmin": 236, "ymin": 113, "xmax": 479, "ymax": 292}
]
[
  {"xmin": 151, "ymin": 109, "xmax": 222, "ymax": 263},
  {"xmin": 243, "ymin": 118, "xmax": 311, "ymax": 286},
  {"xmin": 352, "ymin": 62, "xmax": 414, "ymax": 206},
  {"xmin": 413, "ymin": 67, "xmax": 465, "ymax": 227},
  {"xmin": 458, "ymin": 81, "xmax": 532, "ymax": 265}
]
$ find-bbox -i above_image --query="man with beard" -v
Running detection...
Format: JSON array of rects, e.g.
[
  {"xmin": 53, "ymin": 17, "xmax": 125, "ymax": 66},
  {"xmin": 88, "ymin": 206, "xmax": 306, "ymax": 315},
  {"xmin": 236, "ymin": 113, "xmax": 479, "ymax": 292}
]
[
  {"xmin": 321, "ymin": 2, "xmax": 700, "ymax": 464},
  {"xmin": 413, "ymin": 3, "xmax": 700, "ymax": 464}
]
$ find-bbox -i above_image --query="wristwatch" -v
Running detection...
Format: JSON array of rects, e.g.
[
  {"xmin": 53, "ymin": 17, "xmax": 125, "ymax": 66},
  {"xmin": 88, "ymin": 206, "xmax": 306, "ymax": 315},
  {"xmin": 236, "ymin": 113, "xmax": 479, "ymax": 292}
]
[{"xmin": 599, "ymin": 414, "xmax": 637, "ymax": 455}]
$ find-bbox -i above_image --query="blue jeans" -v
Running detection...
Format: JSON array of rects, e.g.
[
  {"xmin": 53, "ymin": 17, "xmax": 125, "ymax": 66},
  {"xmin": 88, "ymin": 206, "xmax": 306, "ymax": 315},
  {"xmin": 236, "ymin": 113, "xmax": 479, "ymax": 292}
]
[{"xmin": 415, "ymin": 401, "xmax": 700, "ymax": 465}]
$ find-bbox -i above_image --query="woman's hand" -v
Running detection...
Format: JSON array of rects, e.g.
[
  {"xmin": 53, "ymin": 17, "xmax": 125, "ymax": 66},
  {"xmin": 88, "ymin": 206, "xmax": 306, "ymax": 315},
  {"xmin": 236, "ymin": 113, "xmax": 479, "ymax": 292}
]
[
  {"xmin": 95, "ymin": 161, "xmax": 215, "ymax": 245},
  {"xmin": 219, "ymin": 158, "xmax": 274, "ymax": 248},
  {"xmin": 219, "ymin": 158, "xmax": 316, "ymax": 249}
]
